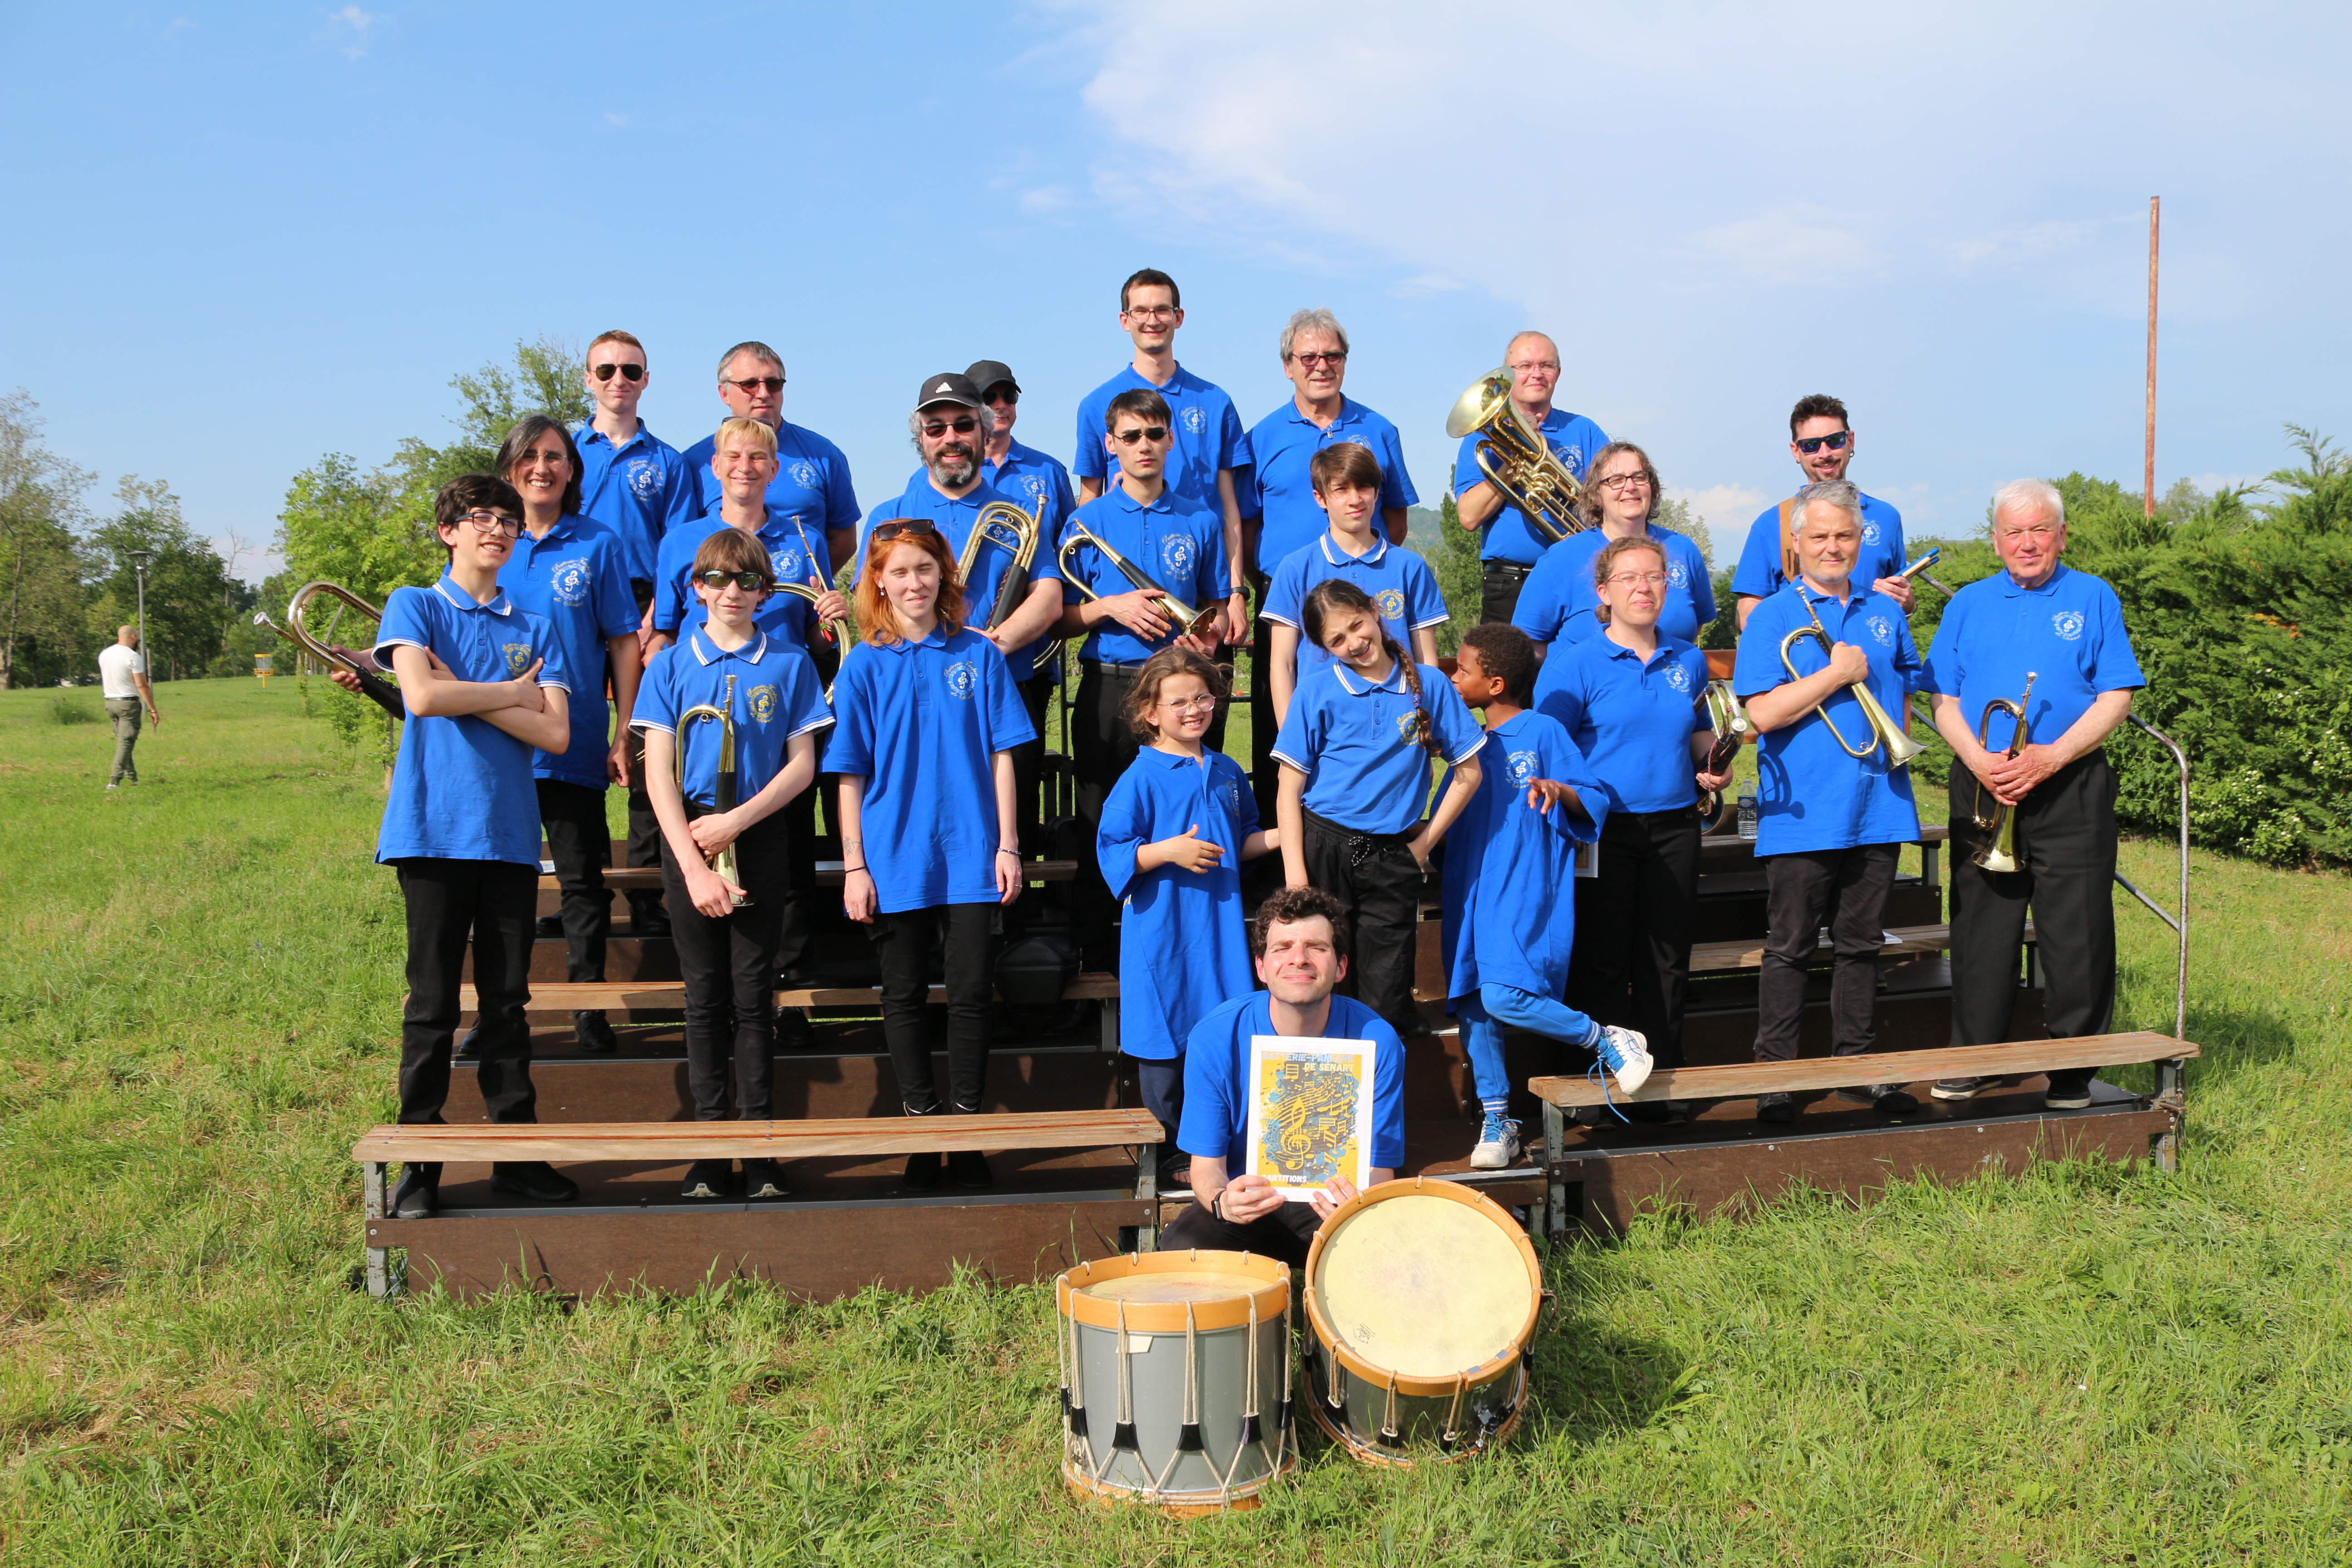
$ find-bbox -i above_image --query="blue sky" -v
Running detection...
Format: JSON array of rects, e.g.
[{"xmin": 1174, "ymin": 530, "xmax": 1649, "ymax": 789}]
[{"xmin": 4, "ymin": 1, "xmax": 2346, "ymax": 578}]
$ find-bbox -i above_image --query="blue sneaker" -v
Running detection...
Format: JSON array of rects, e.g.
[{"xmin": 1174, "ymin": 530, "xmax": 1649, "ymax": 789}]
[
  {"xmin": 1469, "ymin": 1113, "xmax": 1521, "ymax": 1170},
  {"xmin": 1594, "ymin": 1025, "xmax": 1654, "ymax": 1094}
]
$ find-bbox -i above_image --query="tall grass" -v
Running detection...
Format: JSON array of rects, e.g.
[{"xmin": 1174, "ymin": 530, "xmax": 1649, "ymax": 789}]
[{"xmin": 1, "ymin": 679, "xmax": 2347, "ymax": 1565}]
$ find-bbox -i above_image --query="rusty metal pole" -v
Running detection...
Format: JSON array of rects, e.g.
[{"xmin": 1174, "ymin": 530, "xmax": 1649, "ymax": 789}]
[{"xmin": 2144, "ymin": 196, "xmax": 2160, "ymax": 518}]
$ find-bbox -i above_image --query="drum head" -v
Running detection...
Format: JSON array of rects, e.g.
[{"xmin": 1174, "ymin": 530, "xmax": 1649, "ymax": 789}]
[
  {"xmin": 1078, "ymin": 1268, "xmax": 1269, "ymax": 1305},
  {"xmin": 1313, "ymin": 1191, "xmax": 1533, "ymax": 1378}
]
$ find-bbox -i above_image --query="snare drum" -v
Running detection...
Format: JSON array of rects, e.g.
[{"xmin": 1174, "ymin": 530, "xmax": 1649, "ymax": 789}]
[
  {"xmin": 1056, "ymin": 1250, "xmax": 1296, "ymax": 1514},
  {"xmin": 1303, "ymin": 1178, "xmax": 1544, "ymax": 1465}
]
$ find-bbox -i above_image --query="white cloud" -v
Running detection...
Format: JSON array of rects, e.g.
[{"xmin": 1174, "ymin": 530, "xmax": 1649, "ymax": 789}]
[
  {"xmin": 326, "ymin": 5, "xmax": 372, "ymax": 60},
  {"xmin": 603, "ymin": 112, "xmax": 628, "ymax": 128},
  {"xmin": 1668, "ymin": 483, "xmax": 1769, "ymax": 564},
  {"xmin": 1018, "ymin": 185, "xmax": 1074, "ymax": 215}
]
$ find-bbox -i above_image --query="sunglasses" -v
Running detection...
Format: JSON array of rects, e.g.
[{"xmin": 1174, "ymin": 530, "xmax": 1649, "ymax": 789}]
[
  {"xmin": 696, "ymin": 569, "xmax": 772, "ymax": 591},
  {"xmin": 451, "ymin": 510, "xmax": 521, "ymax": 537},
  {"xmin": 1289, "ymin": 351, "xmax": 1347, "ymax": 368},
  {"xmin": 921, "ymin": 416, "xmax": 981, "ymax": 437},
  {"xmin": 590, "ymin": 362, "xmax": 644, "ymax": 382},
  {"xmin": 1112, "ymin": 425, "xmax": 1170, "ymax": 446},
  {"xmin": 725, "ymin": 376, "xmax": 786, "ymax": 394},
  {"xmin": 1795, "ymin": 430, "xmax": 1853, "ymax": 455},
  {"xmin": 868, "ymin": 517, "xmax": 938, "ymax": 544}
]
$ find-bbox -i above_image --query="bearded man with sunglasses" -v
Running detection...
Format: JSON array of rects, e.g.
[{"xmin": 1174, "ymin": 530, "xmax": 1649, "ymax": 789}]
[
  {"xmin": 1732, "ymin": 394, "xmax": 1912, "ymax": 632},
  {"xmin": 574, "ymin": 330, "xmax": 701, "ymax": 599}
]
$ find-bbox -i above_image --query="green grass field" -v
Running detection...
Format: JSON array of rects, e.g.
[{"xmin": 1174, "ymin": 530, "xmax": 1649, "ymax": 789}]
[{"xmin": 3, "ymin": 678, "xmax": 2348, "ymax": 1566}]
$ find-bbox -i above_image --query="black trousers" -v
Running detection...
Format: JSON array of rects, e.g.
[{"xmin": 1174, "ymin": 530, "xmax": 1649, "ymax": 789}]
[
  {"xmin": 1755, "ymin": 842, "xmax": 1899, "ymax": 1063},
  {"xmin": 1013, "ymin": 670, "xmax": 1053, "ymax": 850},
  {"xmin": 536, "ymin": 779, "xmax": 611, "ymax": 984},
  {"xmin": 871, "ymin": 902, "xmax": 999, "ymax": 1114},
  {"xmin": 396, "ymin": 858, "xmax": 539, "ymax": 1126},
  {"xmin": 1949, "ymin": 752, "xmax": 2119, "ymax": 1096},
  {"xmin": 1073, "ymin": 660, "xmax": 1147, "ymax": 969},
  {"xmin": 1569, "ymin": 805, "xmax": 1702, "ymax": 1068},
  {"xmin": 662, "ymin": 811, "xmax": 790, "ymax": 1121},
  {"xmin": 1161, "ymin": 1197, "xmax": 1323, "ymax": 1267},
  {"xmin": 1480, "ymin": 561, "xmax": 1534, "ymax": 627},
  {"xmin": 1300, "ymin": 808, "xmax": 1425, "ymax": 1039}
]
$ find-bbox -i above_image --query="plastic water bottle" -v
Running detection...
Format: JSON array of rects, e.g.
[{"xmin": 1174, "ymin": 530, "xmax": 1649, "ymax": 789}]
[{"xmin": 1737, "ymin": 791, "xmax": 1759, "ymax": 840}]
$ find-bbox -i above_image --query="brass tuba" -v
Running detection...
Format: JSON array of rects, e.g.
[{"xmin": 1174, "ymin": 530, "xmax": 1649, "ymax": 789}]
[
  {"xmin": 676, "ymin": 671, "xmax": 748, "ymax": 908},
  {"xmin": 254, "ymin": 580, "xmax": 401, "ymax": 715},
  {"xmin": 1970, "ymin": 673, "xmax": 2037, "ymax": 874},
  {"xmin": 1777, "ymin": 594, "xmax": 1924, "ymax": 767},
  {"xmin": 957, "ymin": 495, "xmax": 1048, "ymax": 632},
  {"xmin": 1444, "ymin": 368, "xmax": 1589, "ymax": 544},
  {"xmin": 1056, "ymin": 515, "xmax": 1223, "ymax": 642}
]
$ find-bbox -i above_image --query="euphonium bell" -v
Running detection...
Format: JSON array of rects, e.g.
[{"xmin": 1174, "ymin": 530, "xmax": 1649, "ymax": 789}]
[
  {"xmin": 1970, "ymin": 673, "xmax": 2037, "ymax": 874},
  {"xmin": 958, "ymin": 496, "xmax": 1046, "ymax": 631},
  {"xmin": 1444, "ymin": 367, "xmax": 1588, "ymax": 544}
]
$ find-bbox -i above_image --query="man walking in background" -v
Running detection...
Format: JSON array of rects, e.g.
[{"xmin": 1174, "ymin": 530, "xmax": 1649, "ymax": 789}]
[{"xmin": 99, "ymin": 625, "xmax": 159, "ymax": 790}]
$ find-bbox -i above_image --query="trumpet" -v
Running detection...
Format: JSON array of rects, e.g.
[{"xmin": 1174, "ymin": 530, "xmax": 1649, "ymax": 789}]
[
  {"xmin": 958, "ymin": 495, "xmax": 1047, "ymax": 632},
  {"xmin": 1970, "ymin": 673, "xmax": 2037, "ymax": 874},
  {"xmin": 1698, "ymin": 680, "xmax": 1749, "ymax": 830},
  {"xmin": 253, "ymin": 580, "xmax": 401, "ymax": 716},
  {"xmin": 1778, "ymin": 594, "xmax": 1924, "ymax": 766},
  {"xmin": 676, "ymin": 671, "xmax": 748, "ymax": 908},
  {"xmin": 1056, "ymin": 514, "xmax": 1222, "ymax": 642},
  {"xmin": 1444, "ymin": 368, "xmax": 1588, "ymax": 544}
]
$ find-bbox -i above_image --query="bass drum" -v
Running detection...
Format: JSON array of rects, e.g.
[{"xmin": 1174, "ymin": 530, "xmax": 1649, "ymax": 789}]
[{"xmin": 1303, "ymin": 1178, "xmax": 1544, "ymax": 1465}]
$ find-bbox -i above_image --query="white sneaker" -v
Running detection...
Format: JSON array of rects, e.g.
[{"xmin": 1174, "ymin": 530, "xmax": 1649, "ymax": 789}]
[
  {"xmin": 1469, "ymin": 1113, "xmax": 1521, "ymax": 1170},
  {"xmin": 1596, "ymin": 1025, "xmax": 1654, "ymax": 1094}
]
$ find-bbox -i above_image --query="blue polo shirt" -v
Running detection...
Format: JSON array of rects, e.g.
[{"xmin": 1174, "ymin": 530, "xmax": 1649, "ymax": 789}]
[
  {"xmin": 1176, "ymin": 991, "xmax": 1407, "ymax": 1172},
  {"xmin": 982, "ymin": 438, "xmax": 1077, "ymax": 540},
  {"xmin": 1451, "ymin": 407, "xmax": 1609, "ymax": 566},
  {"xmin": 1060, "ymin": 484, "xmax": 1232, "ymax": 666},
  {"xmin": 573, "ymin": 420, "xmax": 701, "ymax": 585},
  {"xmin": 683, "ymin": 419, "xmax": 862, "ymax": 543},
  {"xmin": 824, "ymin": 626, "xmax": 1038, "ymax": 913},
  {"xmin": 1534, "ymin": 632, "xmax": 1712, "ymax": 814},
  {"xmin": 865, "ymin": 476, "xmax": 1065, "ymax": 681},
  {"xmin": 1514, "ymin": 526, "xmax": 1716, "ymax": 649},
  {"xmin": 1439, "ymin": 709, "xmax": 1606, "ymax": 1001},
  {"xmin": 1240, "ymin": 397, "xmax": 1420, "ymax": 575},
  {"xmin": 1264, "ymin": 533, "xmax": 1449, "ymax": 673},
  {"xmin": 1097, "ymin": 746, "xmax": 1259, "ymax": 1061},
  {"xmin": 633, "ymin": 629, "xmax": 833, "ymax": 808},
  {"xmin": 1071, "ymin": 363, "xmax": 1249, "ymax": 520},
  {"xmin": 1272, "ymin": 659, "xmax": 1488, "ymax": 836},
  {"xmin": 650, "ymin": 510, "xmax": 819, "ymax": 650},
  {"xmin": 1921, "ymin": 564, "xmax": 2144, "ymax": 749},
  {"xmin": 1732, "ymin": 581, "xmax": 1923, "ymax": 854},
  {"xmin": 373, "ymin": 576, "xmax": 570, "ymax": 867},
  {"xmin": 1731, "ymin": 491, "xmax": 1907, "ymax": 601},
  {"xmin": 495, "ymin": 514, "xmax": 640, "ymax": 790}
]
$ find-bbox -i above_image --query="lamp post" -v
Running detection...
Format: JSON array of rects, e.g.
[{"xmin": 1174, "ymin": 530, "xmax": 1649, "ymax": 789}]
[{"xmin": 127, "ymin": 547, "xmax": 153, "ymax": 672}]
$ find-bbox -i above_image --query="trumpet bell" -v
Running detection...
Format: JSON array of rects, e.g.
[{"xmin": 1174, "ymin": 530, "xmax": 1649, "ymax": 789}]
[
  {"xmin": 1975, "ymin": 843, "xmax": 2021, "ymax": 875},
  {"xmin": 1877, "ymin": 716, "xmax": 1927, "ymax": 766}
]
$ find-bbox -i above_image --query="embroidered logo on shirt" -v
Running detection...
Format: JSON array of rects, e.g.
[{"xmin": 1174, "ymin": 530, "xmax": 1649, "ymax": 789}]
[
  {"xmin": 1224, "ymin": 778, "xmax": 1244, "ymax": 818},
  {"xmin": 1867, "ymin": 615, "xmax": 1895, "ymax": 647},
  {"xmin": 1161, "ymin": 534, "xmax": 1196, "ymax": 578},
  {"xmin": 1180, "ymin": 406, "xmax": 1207, "ymax": 435},
  {"xmin": 1862, "ymin": 522, "xmax": 1883, "ymax": 546},
  {"xmin": 2052, "ymin": 610, "xmax": 2086, "ymax": 642},
  {"xmin": 790, "ymin": 461, "xmax": 819, "ymax": 489},
  {"xmin": 1665, "ymin": 663, "xmax": 1692, "ymax": 693},
  {"xmin": 501, "ymin": 642, "xmax": 535, "ymax": 677},
  {"xmin": 773, "ymin": 546, "xmax": 804, "ymax": 586},
  {"xmin": 627, "ymin": 459, "xmax": 660, "ymax": 499},
  {"xmin": 945, "ymin": 660, "xmax": 978, "ymax": 699},
  {"xmin": 749, "ymin": 683, "xmax": 779, "ymax": 724},
  {"xmin": 1394, "ymin": 711, "xmax": 1420, "ymax": 743},
  {"xmin": 550, "ymin": 558, "xmax": 591, "ymax": 608},
  {"xmin": 1668, "ymin": 560, "xmax": 1688, "ymax": 589},
  {"xmin": 1375, "ymin": 588, "xmax": 1406, "ymax": 620},
  {"xmin": 1506, "ymin": 749, "xmax": 1538, "ymax": 789}
]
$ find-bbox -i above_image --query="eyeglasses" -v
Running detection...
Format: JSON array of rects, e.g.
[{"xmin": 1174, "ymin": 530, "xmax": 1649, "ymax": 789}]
[
  {"xmin": 452, "ymin": 510, "xmax": 522, "ymax": 537},
  {"xmin": 725, "ymin": 376, "xmax": 786, "ymax": 395},
  {"xmin": 1156, "ymin": 694, "xmax": 1220, "ymax": 712},
  {"xmin": 590, "ymin": 362, "xmax": 643, "ymax": 382},
  {"xmin": 696, "ymin": 569, "xmax": 772, "ymax": 591},
  {"xmin": 1124, "ymin": 305, "xmax": 1177, "ymax": 321},
  {"xmin": 1112, "ymin": 425, "xmax": 1170, "ymax": 446},
  {"xmin": 1605, "ymin": 571, "xmax": 1668, "ymax": 588},
  {"xmin": 868, "ymin": 518, "xmax": 938, "ymax": 544},
  {"xmin": 1594, "ymin": 473, "xmax": 1651, "ymax": 492},
  {"xmin": 921, "ymin": 416, "xmax": 981, "ymax": 437},
  {"xmin": 1289, "ymin": 351, "xmax": 1347, "ymax": 368},
  {"xmin": 1795, "ymin": 430, "xmax": 1852, "ymax": 455},
  {"xmin": 1508, "ymin": 359, "xmax": 1560, "ymax": 374}
]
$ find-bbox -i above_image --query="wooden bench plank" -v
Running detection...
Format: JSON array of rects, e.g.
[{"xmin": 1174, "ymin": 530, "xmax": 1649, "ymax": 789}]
[
  {"xmin": 352, "ymin": 1107, "xmax": 1163, "ymax": 1164},
  {"xmin": 1528, "ymin": 1031, "xmax": 2195, "ymax": 1108},
  {"xmin": 550, "ymin": 859, "xmax": 1078, "ymax": 891},
  {"xmin": 1687, "ymin": 920, "xmax": 2025, "ymax": 974},
  {"xmin": 462, "ymin": 972, "xmax": 1122, "ymax": 1010}
]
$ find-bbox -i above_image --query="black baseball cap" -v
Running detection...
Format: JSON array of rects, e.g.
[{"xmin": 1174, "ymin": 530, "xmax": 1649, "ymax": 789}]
[
  {"xmin": 965, "ymin": 360, "xmax": 1020, "ymax": 398},
  {"xmin": 915, "ymin": 372, "xmax": 983, "ymax": 410}
]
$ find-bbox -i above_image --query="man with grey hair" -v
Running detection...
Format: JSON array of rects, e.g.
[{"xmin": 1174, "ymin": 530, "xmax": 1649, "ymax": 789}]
[
  {"xmin": 1731, "ymin": 478, "xmax": 1926, "ymax": 1122},
  {"xmin": 1922, "ymin": 479, "xmax": 2144, "ymax": 1108},
  {"xmin": 1238, "ymin": 306, "xmax": 1421, "ymax": 815},
  {"xmin": 97, "ymin": 624, "xmax": 158, "ymax": 789},
  {"xmin": 683, "ymin": 342, "xmax": 862, "ymax": 577},
  {"xmin": 1453, "ymin": 330, "xmax": 1609, "ymax": 624}
]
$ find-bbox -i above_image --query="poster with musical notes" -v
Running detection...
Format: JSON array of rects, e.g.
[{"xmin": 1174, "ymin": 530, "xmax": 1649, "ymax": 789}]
[{"xmin": 1245, "ymin": 1035, "xmax": 1374, "ymax": 1202}]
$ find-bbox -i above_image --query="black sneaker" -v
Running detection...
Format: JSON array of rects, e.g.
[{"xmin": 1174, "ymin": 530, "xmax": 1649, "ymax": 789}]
[
  {"xmin": 1625, "ymin": 1099, "xmax": 1691, "ymax": 1126},
  {"xmin": 392, "ymin": 1164, "xmax": 441, "ymax": 1219},
  {"xmin": 774, "ymin": 1008, "xmax": 813, "ymax": 1050},
  {"xmin": 948, "ymin": 1149, "xmax": 993, "ymax": 1189},
  {"xmin": 1931, "ymin": 1077, "xmax": 1989, "ymax": 1101},
  {"xmin": 1833, "ymin": 1083, "xmax": 1920, "ymax": 1114},
  {"xmin": 454, "ymin": 1026, "xmax": 480, "ymax": 1060},
  {"xmin": 572, "ymin": 1010, "xmax": 618, "ymax": 1054},
  {"xmin": 741, "ymin": 1159, "xmax": 788, "ymax": 1200},
  {"xmin": 490, "ymin": 1161, "xmax": 579, "ymax": 1203},
  {"xmin": 2043, "ymin": 1073, "xmax": 2095, "ymax": 1111},
  {"xmin": 633, "ymin": 905, "xmax": 672, "ymax": 938},
  {"xmin": 1156, "ymin": 1151, "xmax": 1192, "ymax": 1189},
  {"xmin": 1757, "ymin": 1092, "xmax": 1797, "ymax": 1125},
  {"xmin": 680, "ymin": 1159, "xmax": 733, "ymax": 1200},
  {"xmin": 902, "ymin": 1152, "xmax": 943, "ymax": 1191},
  {"xmin": 534, "ymin": 914, "xmax": 564, "ymax": 939}
]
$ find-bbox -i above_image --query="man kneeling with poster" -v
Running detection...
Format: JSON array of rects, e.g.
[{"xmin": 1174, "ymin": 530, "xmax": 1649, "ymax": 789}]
[{"xmin": 1161, "ymin": 886, "xmax": 1407, "ymax": 1265}]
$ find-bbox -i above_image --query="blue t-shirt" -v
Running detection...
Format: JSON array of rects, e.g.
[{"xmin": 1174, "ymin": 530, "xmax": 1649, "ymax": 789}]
[
  {"xmin": 1240, "ymin": 397, "xmax": 1419, "ymax": 575},
  {"xmin": 651, "ymin": 510, "xmax": 822, "ymax": 650},
  {"xmin": 495, "ymin": 515, "xmax": 640, "ymax": 790},
  {"xmin": 1534, "ymin": 632, "xmax": 1713, "ymax": 814},
  {"xmin": 682, "ymin": 419, "xmax": 862, "ymax": 544},
  {"xmin": 1451, "ymin": 407, "xmax": 1609, "ymax": 566},
  {"xmin": 1921, "ymin": 564, "xmax": 2144, "ymax": 749},
  {"xmin": 1440, "ymin": 710, "xmax": 1606, "ymax": 1001},
  {"xmin": 1072, "ymin": 363, "xmax": 1248, "ymax": 521},
  {"xmin": 1732, "ymin": 581, "xmax": 1924, "ymax": 855},
  {"xmin": 373, "ymin": 576, "xmax": 570, "ymax": 867},
  {"xmin": 1731, "ymin": 491, "xmax": 1907, "ymax": 602},
  {"xmin": 1097, "ymin": 746, "xmax": 1259, "ymax": 1062},
  {"xmin": 573, "ymin": 421, "xmax": 701, "ymax": 585},
  {"xmin": 1514, "ymin": 525, "xmax": 1716, "ymax": 649},
  {"xmin": 1060, "ymin": 484, "xmax": 1232, "ymax": 666},
  {"xmin": 1271, "ymin": 659, "xmax": 1489, "ymax": 836},
  {"xmin": 866, "ymin": 476, "xmax": 1065, "ymax": 681},
  {"xmin": 633, "ymin": 628, "xmax": 833, "ymax": 808},
  {"xmin": 1176, "ymin": 991, "xmax": 1406, "ymax": 1173},
  {"xmin": 982, "ymin": 438, "xmax": 1077, "ymax": 541},
  {"xmin": 824, "ymin": 626, "xmax": 1038, "ymax": 914},
  {"xmin": 1263, "ymin": 534, "xmax": 1449, "ymax": 677}
]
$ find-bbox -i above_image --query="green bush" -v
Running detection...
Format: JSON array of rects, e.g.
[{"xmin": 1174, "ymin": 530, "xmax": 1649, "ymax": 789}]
[{"xmin": 47, "ymin": 692, "xmax": 96, "ymax": 725}]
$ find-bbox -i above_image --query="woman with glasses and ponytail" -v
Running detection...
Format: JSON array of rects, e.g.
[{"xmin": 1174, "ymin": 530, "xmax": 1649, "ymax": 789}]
[
  {"xmin": 827, "ymin": 517, "xmax": 1037, "ymax": 1191},
  {"xmin": 1511, "ymin": 441, "xmax": 1715, "ymax": 657}
]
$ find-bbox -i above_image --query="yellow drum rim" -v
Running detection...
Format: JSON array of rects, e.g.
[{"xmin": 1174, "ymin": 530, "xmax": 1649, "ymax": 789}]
[
  {"xmin": 1057, "ymin": 1249, "xmax": 1291, "ymax": 1333},
  {"xmin": 1303, "ymin": 1178, "xmax": 1541, "ymax": 1398}
]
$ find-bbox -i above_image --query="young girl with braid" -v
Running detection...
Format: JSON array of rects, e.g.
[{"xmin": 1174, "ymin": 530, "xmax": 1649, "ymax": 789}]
[{"xmin": 1270, "ymin": 578, "xmax": 1486, "ymax": 1039}]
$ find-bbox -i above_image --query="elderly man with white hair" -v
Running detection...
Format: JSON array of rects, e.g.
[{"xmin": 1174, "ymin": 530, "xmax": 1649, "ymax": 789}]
[{"xmin": 1922, "ymin": 479, "xmax": 2145, "ymax": 1108}]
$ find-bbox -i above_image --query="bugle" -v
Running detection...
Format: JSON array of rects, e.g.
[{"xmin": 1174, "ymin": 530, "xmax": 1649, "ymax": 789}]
[
  {"xmin": 1056, "ymin": 515, "xmax": 1222, "ymax": 642},
  {"xmin": 1698, "ymin": 680, "xmax": 1749, "ymax": 831},
  {"xmin": 254, "ymin": 580, "xmax": 401, "ymax": 717},
  {"xmin": 957, "ymin": 495, "xmax": 1047, "ymax": 632},
  {"xmin": 772, "ymin": 580, "xmax": 853, "ymax": 659},
  {"xmin": 1444, "ymin": 368, "xmax": 1588, "ymax": 544},
  {"xmin": 1970, "ymin": 673, "xmax": 2037, "ymax": 874},
  {"xmin": 676, "ymin": 671, "xmax": 748, "ymax": 908},
  {"xmin": 1777, "ymin": 594, "xmax": 1924, "ymax": 766}
]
